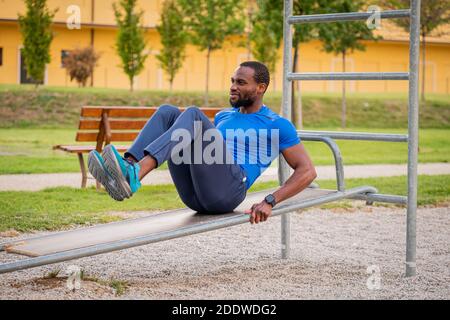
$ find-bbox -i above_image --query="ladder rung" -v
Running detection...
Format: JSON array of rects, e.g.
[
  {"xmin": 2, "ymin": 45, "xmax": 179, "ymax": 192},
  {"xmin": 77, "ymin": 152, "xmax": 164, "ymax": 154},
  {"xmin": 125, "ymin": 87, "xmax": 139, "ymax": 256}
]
[
  {"xmin": 288, "ymin": 9, "xmax": 410, "ymax": 24},
  {"xmin": 288, "ymin": 72, "xmax": 409, "ymax": 81}
]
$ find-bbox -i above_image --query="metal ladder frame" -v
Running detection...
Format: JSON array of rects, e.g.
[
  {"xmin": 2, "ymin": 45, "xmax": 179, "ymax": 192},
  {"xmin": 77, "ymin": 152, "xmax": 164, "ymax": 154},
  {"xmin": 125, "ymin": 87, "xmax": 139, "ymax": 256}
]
[{"xmin": 278, "ymin": 0, "xmax": 420, "ymax": 277}]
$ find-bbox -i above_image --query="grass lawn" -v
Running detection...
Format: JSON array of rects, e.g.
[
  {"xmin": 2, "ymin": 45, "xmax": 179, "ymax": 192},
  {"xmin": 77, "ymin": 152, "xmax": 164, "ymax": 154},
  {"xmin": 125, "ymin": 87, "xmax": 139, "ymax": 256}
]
[
  {"xmin": 0, "ymin": 175, "xmax": 448, "ymax": 233},
  {"xmin": 0, "ymin": 127, "xmax": 448, "ymax": 174},
  {"xmin": 1, "ymin": 85, "xmax": 449, "ymax": 129}
]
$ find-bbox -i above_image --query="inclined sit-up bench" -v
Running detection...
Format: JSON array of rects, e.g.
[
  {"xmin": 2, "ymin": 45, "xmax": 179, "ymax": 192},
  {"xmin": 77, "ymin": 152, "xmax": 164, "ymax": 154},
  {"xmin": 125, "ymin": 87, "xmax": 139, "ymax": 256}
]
[{"xmin": 0, "ymin": 0, "xmax": 420, "ymax": 276}]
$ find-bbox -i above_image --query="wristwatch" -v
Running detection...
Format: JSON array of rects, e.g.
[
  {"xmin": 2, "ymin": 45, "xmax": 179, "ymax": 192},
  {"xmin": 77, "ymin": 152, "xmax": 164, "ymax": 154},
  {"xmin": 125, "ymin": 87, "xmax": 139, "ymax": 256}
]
[{"xmin": 264, "ymin": 194, "xmax": 276, "ymax": 208}]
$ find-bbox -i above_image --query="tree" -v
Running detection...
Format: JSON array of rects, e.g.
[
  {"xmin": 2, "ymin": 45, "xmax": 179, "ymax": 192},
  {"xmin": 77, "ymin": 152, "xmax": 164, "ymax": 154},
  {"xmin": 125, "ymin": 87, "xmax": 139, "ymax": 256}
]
[
  {"xmin": 250, "ymin": 0, "xmax": 283, "ymax": 91},
  {"xmin": 156, "ymin": 0, "xmax": 188, "ymax": 92},
  {"xmin": 18, "ymin": 0, "xmax": 56, "ymax": 88},
  {"xmin": 113, "ymin": 0, "xmax": 148, "ymax": 92},
  {"xmin": 292, "ymin": 0, "xmax": 318, "ymax": 129},
  {"xmin": 178, "ymin": 0, "xmax": 245, "ymax": 105},
  {"xmin": 318, "ymin": 0, "xmax": 377, "ymax": 128},
  {"xmin": 63, "ymin": 47, "xmax": 100, "ymax": 87},
  {"xmin": 382, "ymin": 0, "xmax": 450, "ymax": 102},
  {"xmin": 250, "ymin": 0, "xmax": 318, "ymax": 128}
]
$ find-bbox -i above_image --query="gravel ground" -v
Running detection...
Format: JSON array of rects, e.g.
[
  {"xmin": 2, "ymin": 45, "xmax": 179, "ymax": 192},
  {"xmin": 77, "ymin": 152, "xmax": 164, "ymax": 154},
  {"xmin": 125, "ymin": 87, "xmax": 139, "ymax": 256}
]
[
  {"xmin": 1, "ymin": 163, "xmax": 450, "ymax": 191},
  {"xmin": 0, "ymin": 204, "xmax": 448, "ymax": 300}
]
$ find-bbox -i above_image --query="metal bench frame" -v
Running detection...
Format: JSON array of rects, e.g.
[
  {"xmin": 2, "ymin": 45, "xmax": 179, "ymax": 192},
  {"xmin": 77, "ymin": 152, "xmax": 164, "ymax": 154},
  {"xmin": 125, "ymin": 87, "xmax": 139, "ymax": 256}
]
[
  {"xmin": 279, "ymin": 0, "xmax": 420, "ymax": 277},
  {"xmin": 0, "ymin": 1, "xmax": 420, "ymax": 276}
]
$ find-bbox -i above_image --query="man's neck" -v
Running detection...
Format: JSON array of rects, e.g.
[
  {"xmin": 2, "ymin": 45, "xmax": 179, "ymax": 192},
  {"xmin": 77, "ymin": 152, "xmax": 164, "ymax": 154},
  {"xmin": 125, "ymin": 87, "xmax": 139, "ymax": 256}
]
[{"xmin": 239, "ymin": 102, "xmax": 264, "ymax": 114}]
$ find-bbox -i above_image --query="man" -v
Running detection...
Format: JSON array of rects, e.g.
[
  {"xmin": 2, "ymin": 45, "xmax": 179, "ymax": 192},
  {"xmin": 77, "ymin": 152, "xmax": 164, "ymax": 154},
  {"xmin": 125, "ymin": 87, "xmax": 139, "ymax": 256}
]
[{"xmin": 88, "ymin": 61, "xmax": 316, "ymax": 224}]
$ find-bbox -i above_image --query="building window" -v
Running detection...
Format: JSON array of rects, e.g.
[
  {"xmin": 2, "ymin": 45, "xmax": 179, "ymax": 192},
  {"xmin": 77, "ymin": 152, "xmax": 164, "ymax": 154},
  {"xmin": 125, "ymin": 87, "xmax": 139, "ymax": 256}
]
[
  {"xmin": 61, "ymin": 50, "xmax": 71, "ymax": 68},
  {"xmin": 0, "ymin": 48, "xmax": 3, "ymax": 66}
]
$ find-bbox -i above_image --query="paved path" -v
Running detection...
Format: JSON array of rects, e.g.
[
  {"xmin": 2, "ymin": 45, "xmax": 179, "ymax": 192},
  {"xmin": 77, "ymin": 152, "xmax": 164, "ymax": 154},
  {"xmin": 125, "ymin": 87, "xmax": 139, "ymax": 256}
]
[{"xmin": 0, "ymin": 163, "xmax": 449, "ymax": 191}]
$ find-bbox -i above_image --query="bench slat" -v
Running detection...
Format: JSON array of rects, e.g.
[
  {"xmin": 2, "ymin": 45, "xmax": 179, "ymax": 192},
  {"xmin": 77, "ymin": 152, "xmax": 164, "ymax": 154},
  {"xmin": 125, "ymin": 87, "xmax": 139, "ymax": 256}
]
[
  {"xmin": 79, "ymin": 120, "xmax": 149, "ymax": 130},
  {"xmin": 76, "ymin": 132, "xmax": 139, "ymax": 142},
  {"xmin": 54, "ymin": 145, "xmax": 129, "ymax": 153},
  {"xmin": 81, "ymin": 106, "xmax": 222, "ymax": 118}
]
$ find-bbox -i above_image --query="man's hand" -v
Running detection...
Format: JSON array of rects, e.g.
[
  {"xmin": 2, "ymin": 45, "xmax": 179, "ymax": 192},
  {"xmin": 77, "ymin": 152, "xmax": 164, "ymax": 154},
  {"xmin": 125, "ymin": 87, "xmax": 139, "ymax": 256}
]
[{"xmin": 245, "ymin": 201, "xmax": 272, "ymax": 224}]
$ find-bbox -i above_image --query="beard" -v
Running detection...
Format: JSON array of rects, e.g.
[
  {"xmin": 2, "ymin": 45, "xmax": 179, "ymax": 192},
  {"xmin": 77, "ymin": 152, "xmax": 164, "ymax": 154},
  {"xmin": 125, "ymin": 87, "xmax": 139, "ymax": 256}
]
[{"xmin": 229, "ymin": 93, "xmax": 257, "ymax": 109}]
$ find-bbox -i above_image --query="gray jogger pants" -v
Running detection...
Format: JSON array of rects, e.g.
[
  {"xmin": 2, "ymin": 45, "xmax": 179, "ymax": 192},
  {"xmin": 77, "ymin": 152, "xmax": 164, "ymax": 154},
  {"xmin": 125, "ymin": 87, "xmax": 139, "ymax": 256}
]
[{"xmin": 125, "ymin": 105, "xmax": 247, "ymax": 214}]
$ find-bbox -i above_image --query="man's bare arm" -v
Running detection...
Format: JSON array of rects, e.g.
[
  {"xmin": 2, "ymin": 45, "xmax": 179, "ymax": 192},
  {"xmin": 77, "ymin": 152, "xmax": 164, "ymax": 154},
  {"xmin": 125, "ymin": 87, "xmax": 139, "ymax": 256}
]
[
  {"xmin": 246, "ymin": 143, "xmax": 317, "ymax": 224},
  {"xmin": 272, "ymin": 143, "xmax": 317, "ymax": 205}
]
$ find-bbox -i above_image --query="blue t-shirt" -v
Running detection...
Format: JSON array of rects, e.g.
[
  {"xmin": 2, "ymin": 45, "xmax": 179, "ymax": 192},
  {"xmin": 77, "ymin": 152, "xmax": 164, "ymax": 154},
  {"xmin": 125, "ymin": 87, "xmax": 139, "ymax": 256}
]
[{"xmin": 214, "ymin": 105, "xmax": 300, "ymax": 189}]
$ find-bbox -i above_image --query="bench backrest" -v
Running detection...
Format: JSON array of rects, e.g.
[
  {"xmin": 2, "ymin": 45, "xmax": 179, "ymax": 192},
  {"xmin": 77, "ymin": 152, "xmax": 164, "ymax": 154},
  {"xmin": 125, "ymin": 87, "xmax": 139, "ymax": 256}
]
[{"xmin": 77, "ymin": 106, "xmax": 222, "ymax": 152}]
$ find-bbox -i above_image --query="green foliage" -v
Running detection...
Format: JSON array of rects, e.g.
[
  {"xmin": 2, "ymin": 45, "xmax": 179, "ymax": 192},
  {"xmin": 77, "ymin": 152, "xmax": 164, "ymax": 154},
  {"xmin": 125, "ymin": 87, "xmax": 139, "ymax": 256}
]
[
  {"xmin": 18, "ymin": 0, "xmax": 56, "ymax": 87},
  {"xmin": 292, "ymin": 1, "xmax": 318, "ymax": 44},
  {"xmin": 382, "ymin": 0, "xmax": 450, "ymax": 35},
  {"xmin": 113, "ymin": 0, "xmax": 148, "ymax": 91},
  {"xmin": 250, "ymin": 0, "xmax": 283, "ymax": 74},
  {"xmin": 178, "ymin": 0, "xmax": 245, "ymax": 102},
  {"xmin": 317, "ymin": 0, "xmax": 378, "ymax": 56},
  {"xmin": 250, "ymin": 0, "xmax": 318, "ymax": 72},
  {"xmin": 156, "ymin": 0, "xmax": 188, "ymax": 90},
  {"xmin": 178, "ymin": 0, "xmax": 245, "ymax": 52}
]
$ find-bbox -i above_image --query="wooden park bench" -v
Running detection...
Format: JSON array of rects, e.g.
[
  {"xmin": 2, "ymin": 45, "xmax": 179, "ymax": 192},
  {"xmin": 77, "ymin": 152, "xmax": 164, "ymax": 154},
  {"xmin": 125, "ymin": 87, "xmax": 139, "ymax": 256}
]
[{"xmin": 53, "ymin": 106, "xmax": 223, "ymax": 188}]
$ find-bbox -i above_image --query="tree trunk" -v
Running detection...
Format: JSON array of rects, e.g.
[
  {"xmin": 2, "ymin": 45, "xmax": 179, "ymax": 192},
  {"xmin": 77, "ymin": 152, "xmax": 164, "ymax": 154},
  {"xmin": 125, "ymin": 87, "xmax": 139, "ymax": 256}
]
[
  {"xmin": 421, "ymin": 31, "xmax": 426, "ymax": 102},
  {"xmin": 291, "ymin": 41, "xmax": 303, "ymax": 129},
  {"xmin": 297, "ymin": 79, "xmax": 303, "ymax": 130},
  {"xmin": 341, "ymin": 50, "xmax": 347, "ymax": 128},
  {"xmin": 246, "ymin": 9, "xmax": 252, "ymax": 60},
  {"xmin": 205, "ymin": 47, "xmax": 211, "ymax": 107},
  {"xmin": 170, "ymin": 80, "xmax": 173, "ymax": 93},
  {"xmin": 130, "ymin": 76, "xmax": 134, "ymax": 92}
]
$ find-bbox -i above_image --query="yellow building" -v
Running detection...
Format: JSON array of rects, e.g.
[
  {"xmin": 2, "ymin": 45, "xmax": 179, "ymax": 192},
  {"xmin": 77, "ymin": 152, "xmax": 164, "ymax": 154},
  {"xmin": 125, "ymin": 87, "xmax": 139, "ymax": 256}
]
[{"xmin": 0, "ymin": 0, "xmax": 449, "ymax": 94}]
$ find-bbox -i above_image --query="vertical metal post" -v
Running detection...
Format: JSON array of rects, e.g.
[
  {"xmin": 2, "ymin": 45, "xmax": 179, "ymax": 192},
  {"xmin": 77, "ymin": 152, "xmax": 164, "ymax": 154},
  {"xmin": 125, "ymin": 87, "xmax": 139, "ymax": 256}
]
[
  {"xmin": 279, "ymin": 0, "xmax": 293, "ymax": 259},
  {"xmin": 406, "ymin": 0, "xmax": 420, "ymax": 277}
]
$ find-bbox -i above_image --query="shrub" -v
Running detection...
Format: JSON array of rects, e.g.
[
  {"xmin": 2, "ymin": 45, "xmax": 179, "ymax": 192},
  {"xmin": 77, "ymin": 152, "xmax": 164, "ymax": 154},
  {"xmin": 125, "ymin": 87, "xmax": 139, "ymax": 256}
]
[{"xmin": 63, "ymin": 47, "xmax": 100, "ymax": 87}]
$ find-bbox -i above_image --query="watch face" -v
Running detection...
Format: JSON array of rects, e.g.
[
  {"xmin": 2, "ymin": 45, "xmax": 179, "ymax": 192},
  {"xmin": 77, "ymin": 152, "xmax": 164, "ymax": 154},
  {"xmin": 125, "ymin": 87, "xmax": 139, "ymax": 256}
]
[{"xmin": 265, "ymin": 194, "xmax": 275, "ymax": 206}]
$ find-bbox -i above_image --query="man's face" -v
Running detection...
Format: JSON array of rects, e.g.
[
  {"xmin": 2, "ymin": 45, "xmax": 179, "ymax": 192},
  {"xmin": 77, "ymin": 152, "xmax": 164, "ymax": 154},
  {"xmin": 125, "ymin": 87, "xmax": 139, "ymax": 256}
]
[{"xmin": 229, "ymin": 66, "xmax": 266, "ymax": 108}]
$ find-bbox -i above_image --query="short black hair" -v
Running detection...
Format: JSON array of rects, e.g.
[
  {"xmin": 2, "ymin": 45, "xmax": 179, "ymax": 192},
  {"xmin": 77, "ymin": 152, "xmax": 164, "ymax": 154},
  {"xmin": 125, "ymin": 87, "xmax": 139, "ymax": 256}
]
[{"xmin": 240, "ymin": 61, "xmax": 270, "ymax": 90}]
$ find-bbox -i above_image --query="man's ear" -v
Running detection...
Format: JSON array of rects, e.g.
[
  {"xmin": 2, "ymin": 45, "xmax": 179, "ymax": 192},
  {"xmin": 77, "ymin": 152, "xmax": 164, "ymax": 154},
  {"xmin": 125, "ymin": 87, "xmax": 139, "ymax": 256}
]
[{"xmin": 257, "ymin": 83, "xmax": 267, "ymax": 95}]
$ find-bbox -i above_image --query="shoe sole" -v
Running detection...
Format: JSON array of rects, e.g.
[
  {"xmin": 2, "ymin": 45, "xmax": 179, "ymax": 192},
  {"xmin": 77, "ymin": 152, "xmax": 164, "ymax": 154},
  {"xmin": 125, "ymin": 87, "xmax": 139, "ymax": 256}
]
[
  {"xmin": 88, "ymin": 151, "xmax": 125, "ymax": 201},
  {"xmin": 102, "ymin": 145, "xmax": 133, "ymax": 199}
]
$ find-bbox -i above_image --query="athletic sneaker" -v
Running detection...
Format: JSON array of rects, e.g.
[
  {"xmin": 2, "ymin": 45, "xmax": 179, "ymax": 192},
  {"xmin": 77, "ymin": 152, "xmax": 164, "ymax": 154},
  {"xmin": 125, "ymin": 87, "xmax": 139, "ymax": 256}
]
[
  {"xmin": 88, "ymin": 150, "xmax": 126, "ymax": 201},
  {"xmin": 102, "ymin": 144, "xmax": 141, "ymax": 199}
]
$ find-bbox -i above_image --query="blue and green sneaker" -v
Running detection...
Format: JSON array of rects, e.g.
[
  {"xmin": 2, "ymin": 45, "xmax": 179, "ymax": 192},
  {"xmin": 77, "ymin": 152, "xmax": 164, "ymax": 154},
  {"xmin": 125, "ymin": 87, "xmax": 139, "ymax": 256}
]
[
  {"xmin": 102, "ymin": 144, "xmax": 141, "ymax": 199},
  {"xmin": 88, "ymin": 150, "xmax": 126, "ymax": 201}
]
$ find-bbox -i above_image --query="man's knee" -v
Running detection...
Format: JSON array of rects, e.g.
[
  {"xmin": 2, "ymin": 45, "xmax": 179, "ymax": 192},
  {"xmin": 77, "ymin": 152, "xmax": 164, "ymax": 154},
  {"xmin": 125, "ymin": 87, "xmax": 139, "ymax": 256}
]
[
  {"xmin": 155, "ymin": 104, "xmax": 181, "ymax": 119},
  {"xmin": 157, "ymin": 104, "xmax": 181, "ymax": 118},
  {"xmin": 180, "ymin": 106, "xmax": 204, "ymax": 122},
  {"xmin": 184, "ymin": 106, "xmax": 202, "ymax": 115}
]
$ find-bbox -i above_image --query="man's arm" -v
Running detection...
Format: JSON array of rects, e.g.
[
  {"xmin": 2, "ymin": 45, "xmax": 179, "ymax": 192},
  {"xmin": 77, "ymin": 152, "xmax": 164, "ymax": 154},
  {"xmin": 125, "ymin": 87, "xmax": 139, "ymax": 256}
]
[{"xmin": 246, "ymin": 143, "xmax": 317, "ymax": 224}]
